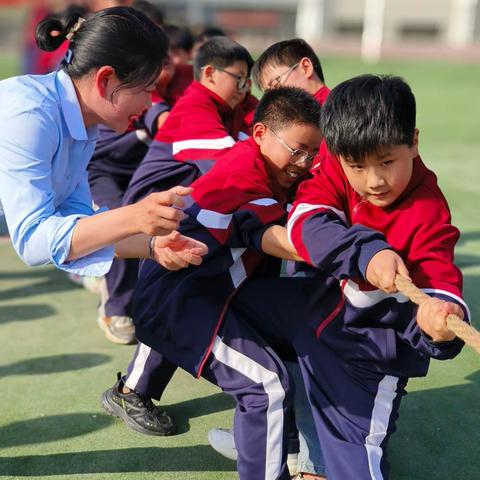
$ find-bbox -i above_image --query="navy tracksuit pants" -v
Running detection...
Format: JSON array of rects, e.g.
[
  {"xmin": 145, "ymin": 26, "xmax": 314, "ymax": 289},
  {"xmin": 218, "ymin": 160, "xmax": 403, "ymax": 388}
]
[
  {"xmin": 231, "ymin": 276, "xmax": 408, "ymax": 480},
  {"xmin": 89, "ymin": 173, "xmax": 139, "ymax": 318}
]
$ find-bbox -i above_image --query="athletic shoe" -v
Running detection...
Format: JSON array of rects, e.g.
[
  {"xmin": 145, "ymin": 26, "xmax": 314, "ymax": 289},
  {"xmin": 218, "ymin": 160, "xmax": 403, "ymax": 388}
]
[
  {"xmin": 101, "ymin": 373, "xmax": 176, "ymax": 436},
  {"xmin": 207, "ymin": 428, "xmax": 237, "ymax": 460},
  {"xmin": 98, "ymin": 315, "xmax": 136, "ymax": 345},
  {"xmin": 207, "ymin": 427, "xmax": 299, "ymax": 475}
]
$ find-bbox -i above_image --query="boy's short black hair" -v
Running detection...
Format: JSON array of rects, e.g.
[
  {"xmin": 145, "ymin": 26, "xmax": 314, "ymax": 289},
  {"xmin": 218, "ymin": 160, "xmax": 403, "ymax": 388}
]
[
  {"xmin": 321, "ymin": 74, "xmax": 416, "ymax": 163},
  {"xmin": 195, "ymin": 26, "xmax": 226, "ymax": 44},
  {"xmin": 252, "ymin": 38, "xmax": 325, "ymax": 90},
  {"xmin": 193, "ymin": 36, "xmax": 253, "ymax": 81},
  {"xmin": 163, "ymin": 24, "xmax": 194, "ymax": 53},
  {"xmin": 253, "ymin": 86, "xmax": 321, "ymax": 131},
  {"xmin": 132, "ymin": 0, "xmax": 164, "ymax": 26}
]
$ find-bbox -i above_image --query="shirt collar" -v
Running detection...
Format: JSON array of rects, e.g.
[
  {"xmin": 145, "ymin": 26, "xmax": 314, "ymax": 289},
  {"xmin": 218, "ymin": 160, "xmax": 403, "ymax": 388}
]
[
  {"xmin": 56, "ymin": 69, "xmax": 97, "ymax": 141},
  {"xmin": 191, "ymin": 81, "xmax": 233, "ymax": 114}
]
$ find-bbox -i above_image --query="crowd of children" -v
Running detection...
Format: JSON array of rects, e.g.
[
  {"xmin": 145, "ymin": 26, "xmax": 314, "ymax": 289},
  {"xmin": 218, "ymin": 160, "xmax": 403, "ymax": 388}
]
[{"xmin": 3, "ymin": 2, "xmax": 471, "ymax": 479}]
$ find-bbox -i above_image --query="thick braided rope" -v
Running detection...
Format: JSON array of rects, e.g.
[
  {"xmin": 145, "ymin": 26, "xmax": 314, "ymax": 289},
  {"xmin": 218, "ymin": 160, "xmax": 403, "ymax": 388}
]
[{"xmin": 394, "ymin": 275, "xmax": 480, "ymax": 354}]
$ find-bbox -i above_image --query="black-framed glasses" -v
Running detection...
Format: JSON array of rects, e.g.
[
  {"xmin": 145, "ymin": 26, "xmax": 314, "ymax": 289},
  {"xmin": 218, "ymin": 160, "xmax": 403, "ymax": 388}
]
[
  {"xmin": 267, "ymin": 62, "xmax": 300, "ymax": 89},
  {"xmin": 269, "ymin": 127, "xmax": 315, "ymax": 168},
  {"xmin": 215, "ymin": 67, "xmax": 250, "ymax": 93}
]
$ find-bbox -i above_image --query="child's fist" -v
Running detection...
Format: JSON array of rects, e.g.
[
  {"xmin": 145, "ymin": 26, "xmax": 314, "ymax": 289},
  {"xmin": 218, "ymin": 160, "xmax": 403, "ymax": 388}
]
[
  {"xmin": 365, "ymin": 249, "xmax": 410, "ymax": 293},
  {"xmin": 417, "ymin": 298, "xmax": 463, "ymax": 342}
]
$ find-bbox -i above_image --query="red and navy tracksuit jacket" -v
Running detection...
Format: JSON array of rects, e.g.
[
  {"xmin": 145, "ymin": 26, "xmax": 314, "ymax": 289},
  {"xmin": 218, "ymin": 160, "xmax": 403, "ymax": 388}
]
[
  {"xmin": 287, "ymin": 152, "xmax": 470, "ymax": 377},
  {"xmin": 123, "ymin": 82, "xmax": 258, "ymax": 205},
  {"xmin": 132, "ymin": 137, "xmax": 288, "ymax": 377}
]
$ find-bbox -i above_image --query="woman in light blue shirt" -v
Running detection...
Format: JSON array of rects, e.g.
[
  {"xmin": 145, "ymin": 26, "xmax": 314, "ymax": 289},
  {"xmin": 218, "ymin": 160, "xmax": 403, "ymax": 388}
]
[{"xmin": 0, "ymin": 6, "xmax": 207, "ymax": 278}]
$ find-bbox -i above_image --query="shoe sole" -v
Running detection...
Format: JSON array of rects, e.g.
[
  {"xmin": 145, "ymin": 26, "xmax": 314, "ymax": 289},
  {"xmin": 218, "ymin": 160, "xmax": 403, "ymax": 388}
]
[
  {"xmin": 100, "ymin": 389, "xmax": 176, "ymax": 436},
  {"xmin": 97, "ymin": 316, "xmax": 136, "ymax": 345}
]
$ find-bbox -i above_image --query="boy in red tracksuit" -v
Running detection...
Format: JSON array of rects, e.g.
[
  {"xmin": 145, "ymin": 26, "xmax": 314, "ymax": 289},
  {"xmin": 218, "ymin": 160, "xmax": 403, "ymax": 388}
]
[
  {"xmin": 207, "ymin": 38, "xmax": 332, "ymax": 479},
  {"xmin": 252, "ymin": 38, "xmax": 330, "ymax": 106},
  {"xmin": 100, "ymin": 36, "xmax": 257, "ymax": 436},
  {"xmin": 130, "ymin": 86, "xmax": 322, "ymax": 480},
  {"xmin": 228, "ymin": 74, "xmax": 470, "ymax": 479},
  {"xmin": 253, "ymin": 38, "xmax": 330, "ymax": 172},
  {"xmin": 122, "ymin": 36, "xmax": 255, "ymax": 205}
]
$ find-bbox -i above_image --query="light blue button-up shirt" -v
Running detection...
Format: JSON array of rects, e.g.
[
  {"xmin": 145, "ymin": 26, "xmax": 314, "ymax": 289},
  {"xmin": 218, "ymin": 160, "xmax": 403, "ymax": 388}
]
[{"xmin": 0, "ymin": 69, "xmax": 114, "ymax": 275}]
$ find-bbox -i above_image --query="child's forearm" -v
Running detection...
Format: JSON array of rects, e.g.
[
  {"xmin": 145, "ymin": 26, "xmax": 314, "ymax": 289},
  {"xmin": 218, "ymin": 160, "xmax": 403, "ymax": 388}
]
[{"xmin": 261, "ymin": 225, "xmax": 303, "ymax": 261}]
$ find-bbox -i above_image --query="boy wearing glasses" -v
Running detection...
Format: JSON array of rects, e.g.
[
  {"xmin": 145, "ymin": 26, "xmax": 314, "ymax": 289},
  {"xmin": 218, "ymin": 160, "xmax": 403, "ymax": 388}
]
[
  {"xmin": 208, "ymin": 37, "xmax": 332, "ymax": 480},
  {"xmin": 130, "ymin": 87, "xmax": 322, "ymax": 480},
  {"xmin": 252, "ymin": 38, "xmax": 330, "ymax": 106},
  {"xmin": 100, "ymin": 36, "xmax": 257, "ymax": 436}
]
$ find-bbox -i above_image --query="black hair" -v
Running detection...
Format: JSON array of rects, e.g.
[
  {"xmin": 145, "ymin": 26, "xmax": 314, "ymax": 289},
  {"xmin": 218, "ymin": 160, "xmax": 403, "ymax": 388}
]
[
  {"xmin": 195, "ymin": 26, "xmax": 226, "ymax": 44},
  {"xmin": 35, "ymin": 6, "xmax": 169, "ymax": 89},
  {"xmin": 253, "ymin": 86, "xmax": 321, "ymax": 131},
  {"xmin": 132, "ymin": 0, "xmax": 164, "ymax": 26},
  {"xmin": 321, "ymin": 74, "xmax": 416, "ymax": 163},
  {"xmin": 193, "ymin": 36, "xmax": 253, "ymax": 81},
  {"xmin": 252, "ymin": 38, "xmax": 325, "ymax": 90},
  {"xmin": 163, "ymin": 24, "xmax": 194, "ymax": 53}
]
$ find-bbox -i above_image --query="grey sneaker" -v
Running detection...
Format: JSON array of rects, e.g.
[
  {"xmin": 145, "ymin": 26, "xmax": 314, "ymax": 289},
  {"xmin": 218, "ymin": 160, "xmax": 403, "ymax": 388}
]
[
  {"xmin": 98, "ymin": 315, "xmax": 136, "ymax": 345},
  {"xmin": 101, "ymin": 373, "xmax": 176, "ymax": 436}
]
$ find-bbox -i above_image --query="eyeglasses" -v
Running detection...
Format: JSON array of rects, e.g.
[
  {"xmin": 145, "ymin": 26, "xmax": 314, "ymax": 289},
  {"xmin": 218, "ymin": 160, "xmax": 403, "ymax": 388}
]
[
  {"xmin": 269, "ymin": 127, "xmax": 315, "ymax": 168},
  {"xmin": 215, "ymin": 67, "xmax": 250, "ymax": 93},
  {"xmin": 267, "ymin": 62, "xmax": 300, "ymax": 89}
]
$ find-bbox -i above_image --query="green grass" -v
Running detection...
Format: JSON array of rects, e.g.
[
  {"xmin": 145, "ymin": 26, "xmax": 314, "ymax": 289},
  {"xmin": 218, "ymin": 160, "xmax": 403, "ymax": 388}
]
[{"xmin": 1, "ymin": 57, "xmax": 479, "ymax": 479}]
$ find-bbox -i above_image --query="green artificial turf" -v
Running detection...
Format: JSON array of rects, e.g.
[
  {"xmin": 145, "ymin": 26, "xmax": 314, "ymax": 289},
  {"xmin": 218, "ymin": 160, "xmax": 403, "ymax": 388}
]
[{"xmin": 1, "ymin": 56, "xmax": 479, "ymax": 479}]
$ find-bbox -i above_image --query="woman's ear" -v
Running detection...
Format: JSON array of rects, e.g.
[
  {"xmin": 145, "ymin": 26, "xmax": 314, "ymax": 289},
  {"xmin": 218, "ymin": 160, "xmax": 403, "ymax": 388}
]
[{"xmin": 94, "ymin": 66, "xmax": 116, "ymax": 101}]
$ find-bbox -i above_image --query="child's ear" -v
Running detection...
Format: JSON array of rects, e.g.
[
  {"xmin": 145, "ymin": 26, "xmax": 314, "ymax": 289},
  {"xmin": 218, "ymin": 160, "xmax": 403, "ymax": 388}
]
[
  {"xmin": 200, "ymin": 65, "xmax": 216, "ymax": 86},
  {"xmin": 299, "ymin": 57, "xmax": 314, "ymax": 79},
  {"xmin": 95, "ymin": 66, "xmax": 116, "ymax": 102},
  {"xmin": 252, "ymin": 122, "xmax": 267, "ymax": 146}
]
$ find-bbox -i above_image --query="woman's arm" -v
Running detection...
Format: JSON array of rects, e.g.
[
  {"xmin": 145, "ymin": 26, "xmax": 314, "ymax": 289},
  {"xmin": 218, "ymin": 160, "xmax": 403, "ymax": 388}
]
[
  {"xmin": 114, "ymin": 231, "xmax": 209, "ymax": 270},
  {"xmin": 261, "ymin": 225, "xmax": 303, "ymax": 261},
  {"xmin": 67, "ymin": 187, "xmax": 190, "ymax": 261}
]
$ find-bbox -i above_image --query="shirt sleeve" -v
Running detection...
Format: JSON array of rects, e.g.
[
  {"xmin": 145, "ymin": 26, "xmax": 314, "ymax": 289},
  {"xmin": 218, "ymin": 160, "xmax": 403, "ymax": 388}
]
[
  {"xmin": 192, "ymin": 170, "xmax": 286, "ymax": 251},
  {"xmin": 397, "ymin": 199, "xmax": 469, "ymax": 359},
  {"xmin": 287, "ymin": 155, "xmax": 390, "ymax": 280},
  {"xmin": 0, "ymin": 107, "xmax": 113, "ymax": 275}
]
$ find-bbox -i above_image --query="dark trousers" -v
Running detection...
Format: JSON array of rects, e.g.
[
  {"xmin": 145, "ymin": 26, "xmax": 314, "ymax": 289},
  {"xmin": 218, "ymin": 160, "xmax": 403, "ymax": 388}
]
[
  {"xmin": 232, "ymin": 276, "xmax": 408, "ymax": 480},
  {"xmin": 89, "ymin": 173, "xmax": 139, "ymax": 317},
  {"xmin": 125, "ymin": 343, "xmax": 177, "ymax": 400},
  {"xmin": 201, "ymin": 307, "xmax": 294, "ymax": 480}
]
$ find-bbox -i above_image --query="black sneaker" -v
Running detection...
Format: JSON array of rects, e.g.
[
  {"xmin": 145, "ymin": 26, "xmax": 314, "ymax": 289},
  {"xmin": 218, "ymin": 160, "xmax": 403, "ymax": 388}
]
[{"xmin": 101, "ymin": 372, "xmax": 176, "ymax": 436}]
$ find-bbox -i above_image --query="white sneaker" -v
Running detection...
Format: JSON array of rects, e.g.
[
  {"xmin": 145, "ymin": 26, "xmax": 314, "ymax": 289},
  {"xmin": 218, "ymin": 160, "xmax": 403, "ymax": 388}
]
[
  {"xmin": 207, "ymin": 428, "xmax": 237, "ymax": 460},
  {"xmin": 207, "ymin": 427, "xmax": 298, "ymax": 475}
]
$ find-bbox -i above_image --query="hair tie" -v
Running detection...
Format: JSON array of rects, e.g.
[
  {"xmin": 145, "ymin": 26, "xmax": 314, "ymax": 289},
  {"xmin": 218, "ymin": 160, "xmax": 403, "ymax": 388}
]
[
  {"xmin": 64, "ymin": 49, "xmax": 73, "ymax": 64},
  {"xmin": 66, "ymin": 17, "xmax": 85, "ymax": 40}
]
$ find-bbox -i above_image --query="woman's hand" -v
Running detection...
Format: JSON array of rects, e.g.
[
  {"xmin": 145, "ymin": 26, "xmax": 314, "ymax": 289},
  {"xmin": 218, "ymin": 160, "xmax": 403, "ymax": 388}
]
[
  {"xmin": 132, "ymin": 186, "xmax": 192, "ymax": 235},
  {"xmin": 152, "ymin": 231, "xmax": 208, "ymax": 271}
]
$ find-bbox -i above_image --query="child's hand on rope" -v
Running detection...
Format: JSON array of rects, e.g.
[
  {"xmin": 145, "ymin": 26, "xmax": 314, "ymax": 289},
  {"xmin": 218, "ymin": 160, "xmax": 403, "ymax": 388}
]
[
  {"xmin": 366, "ymin": 249, "xmax": 411, "ymax": 293},
  {"xmin": 417, "ymin": 298, "xmax": 463, "ymax": 342}
]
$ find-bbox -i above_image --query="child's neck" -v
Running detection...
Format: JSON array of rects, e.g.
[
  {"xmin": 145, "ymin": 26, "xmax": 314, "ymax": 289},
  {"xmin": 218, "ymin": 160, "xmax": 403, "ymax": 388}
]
[{"xmin": 308, "ymin": 77, "xmax": 326, "ymax": 95}]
